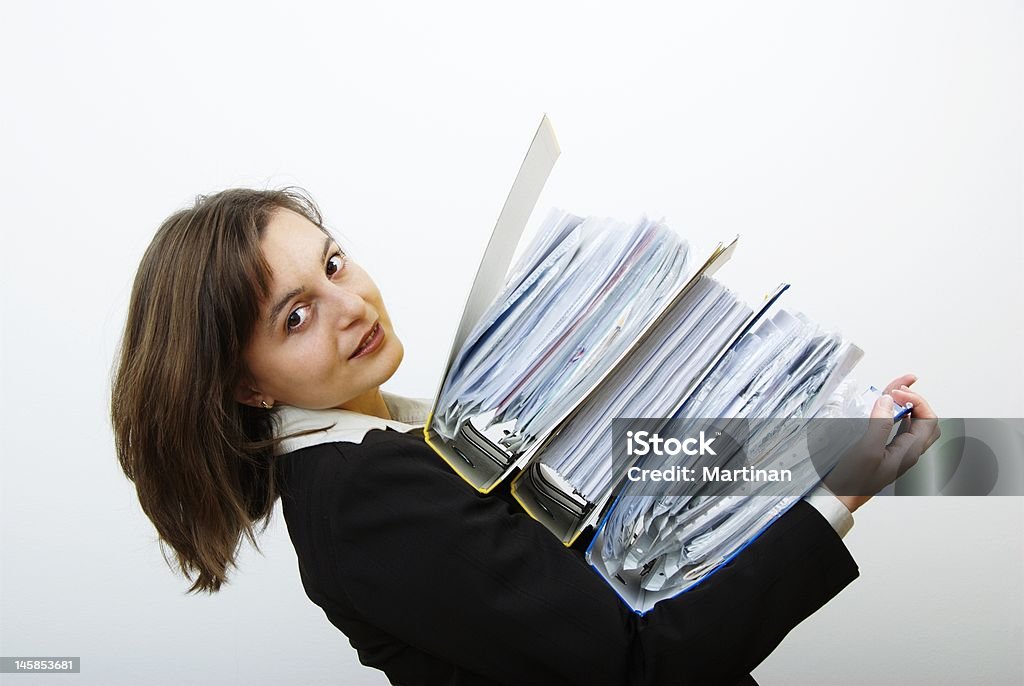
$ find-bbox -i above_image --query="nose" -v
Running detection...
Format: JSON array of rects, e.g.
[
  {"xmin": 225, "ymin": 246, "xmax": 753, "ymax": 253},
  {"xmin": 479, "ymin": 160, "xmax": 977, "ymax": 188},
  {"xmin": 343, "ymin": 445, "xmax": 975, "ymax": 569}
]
[{"xmin": 323, "ymin": 285, "xmax": 367, "ymax": 332}]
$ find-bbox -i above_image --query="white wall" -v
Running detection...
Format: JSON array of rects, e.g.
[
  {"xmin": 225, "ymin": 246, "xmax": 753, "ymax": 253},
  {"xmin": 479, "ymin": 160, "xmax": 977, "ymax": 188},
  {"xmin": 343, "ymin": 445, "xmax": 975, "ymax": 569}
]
[{"xmin": 1, "ymin": 2, "xmax": 1021, "ymax": 684}]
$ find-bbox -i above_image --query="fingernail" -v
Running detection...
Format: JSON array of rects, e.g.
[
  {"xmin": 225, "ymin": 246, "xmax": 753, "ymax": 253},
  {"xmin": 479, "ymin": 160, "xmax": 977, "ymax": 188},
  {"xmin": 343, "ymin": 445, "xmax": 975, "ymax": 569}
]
[
  {"xmin": 899, "ymin": 385, "xmax": 910, "ymax": 391},
  {"xmin": 881, "ymin": 394, "xmax": 894, "ymax": 409}
]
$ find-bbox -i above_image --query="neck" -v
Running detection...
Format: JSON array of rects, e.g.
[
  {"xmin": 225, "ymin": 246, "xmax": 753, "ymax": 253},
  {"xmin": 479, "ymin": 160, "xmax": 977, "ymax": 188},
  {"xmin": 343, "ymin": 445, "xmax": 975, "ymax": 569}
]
[{"xmin": 339, "ymin": 387, "xmax": 392, "ymax": 420}]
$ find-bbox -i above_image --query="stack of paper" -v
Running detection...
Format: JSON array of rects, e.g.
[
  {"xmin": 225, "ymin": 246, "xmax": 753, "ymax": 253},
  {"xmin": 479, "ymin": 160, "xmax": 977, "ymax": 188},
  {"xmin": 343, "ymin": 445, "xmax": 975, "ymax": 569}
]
[
  {"xmin": 428, "ymin": 207, "xmax": 871, "ymax": 610},
  {"xmin": 422, "ymin": 115, "xmax": 894, "ymax": 613},
  {"xmin": 434, "ymin": 207, "xmax": 692, "ymax": 457},
  {"xmin": 588, "ymin": 311, "xmax": 867, "ymax": 608},
  {"xmin": 536, "ymin": 276, "xmax": 750, "ymax": 503}
]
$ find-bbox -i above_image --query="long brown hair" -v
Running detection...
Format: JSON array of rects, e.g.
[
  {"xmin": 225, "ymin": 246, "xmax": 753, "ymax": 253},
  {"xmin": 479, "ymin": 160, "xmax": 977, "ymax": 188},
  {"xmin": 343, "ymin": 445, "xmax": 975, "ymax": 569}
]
[{"xmin": 111, "ymin": 188, "xmax": 330, "ymax": 594}]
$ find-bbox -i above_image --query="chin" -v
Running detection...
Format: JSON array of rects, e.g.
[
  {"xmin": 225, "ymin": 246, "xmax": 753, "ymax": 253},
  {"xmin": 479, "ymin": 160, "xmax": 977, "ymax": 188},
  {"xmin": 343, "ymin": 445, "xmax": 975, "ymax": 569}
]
[{"xmin": 378, "ymin": 333, "xmax": 405, "ymax": 383}]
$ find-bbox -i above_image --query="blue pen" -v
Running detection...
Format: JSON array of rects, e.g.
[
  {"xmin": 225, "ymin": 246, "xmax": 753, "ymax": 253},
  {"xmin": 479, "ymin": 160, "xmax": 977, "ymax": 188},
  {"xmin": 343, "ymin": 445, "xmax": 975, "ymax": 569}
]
[
  {"xmin": 893, "ymin": 401, "xmax": 913, "ymax": 422},
  {"xmin": 868, "ymin": 385, "xmax": 913, "ymax": 422}
]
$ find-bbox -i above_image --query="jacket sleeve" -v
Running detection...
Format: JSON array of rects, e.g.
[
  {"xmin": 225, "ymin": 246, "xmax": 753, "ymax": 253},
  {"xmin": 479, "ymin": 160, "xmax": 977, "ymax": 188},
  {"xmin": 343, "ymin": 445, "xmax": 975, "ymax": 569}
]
[{"xmin": 316, "ymin": 434, "xmax": 859, "ymax": 686}]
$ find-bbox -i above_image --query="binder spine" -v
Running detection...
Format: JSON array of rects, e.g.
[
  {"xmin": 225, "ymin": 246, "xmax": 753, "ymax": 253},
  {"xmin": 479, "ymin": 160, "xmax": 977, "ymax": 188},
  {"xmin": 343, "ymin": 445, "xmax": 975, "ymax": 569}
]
[
  {"xmin": 424, "ymin": 416, "xmax": 518, "ymax": 493},
  {"xmin": 511, "ymin": 462, "xmax": 593, "ymax": 545}
]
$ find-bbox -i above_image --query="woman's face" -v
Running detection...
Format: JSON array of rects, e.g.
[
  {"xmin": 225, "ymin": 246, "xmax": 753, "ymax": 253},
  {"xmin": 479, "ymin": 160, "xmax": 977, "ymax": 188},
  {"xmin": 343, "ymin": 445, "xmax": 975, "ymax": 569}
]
[{"xmin": 236, "ymin": 208, "xmax": 404, "ymax": 412}]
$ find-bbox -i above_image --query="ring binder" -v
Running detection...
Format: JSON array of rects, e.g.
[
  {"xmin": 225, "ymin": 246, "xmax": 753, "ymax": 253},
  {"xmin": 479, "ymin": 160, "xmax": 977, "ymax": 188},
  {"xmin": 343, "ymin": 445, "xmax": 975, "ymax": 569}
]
[{"xmin": 423, "ymin": 115, "xmax": 900, "ymax": 612}]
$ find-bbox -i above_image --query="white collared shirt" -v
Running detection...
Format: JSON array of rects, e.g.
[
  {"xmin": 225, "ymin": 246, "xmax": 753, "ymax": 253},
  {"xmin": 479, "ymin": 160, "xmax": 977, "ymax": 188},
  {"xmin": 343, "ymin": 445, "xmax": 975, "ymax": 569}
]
[{"xmin": 273, "ymin": 390, "xmax": 432, "ymax": 456}]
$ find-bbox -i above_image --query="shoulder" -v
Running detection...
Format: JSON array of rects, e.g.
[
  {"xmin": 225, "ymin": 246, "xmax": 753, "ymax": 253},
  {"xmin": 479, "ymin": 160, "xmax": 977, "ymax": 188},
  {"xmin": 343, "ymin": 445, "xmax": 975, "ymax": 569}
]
[
  {"xmin": 279, "ymin": 429, "xmax": 524, "ymax": 546},
  {"xmin": 278, "ymin": 429, "xmax": 525, "ymax": 595},
  {"xmin": 274, "ymin": 428, "xmax": 475, "ymax": 590},
  {"xmin": 275, "ymin": 428, "xmax": 464, "ymax": 507}
]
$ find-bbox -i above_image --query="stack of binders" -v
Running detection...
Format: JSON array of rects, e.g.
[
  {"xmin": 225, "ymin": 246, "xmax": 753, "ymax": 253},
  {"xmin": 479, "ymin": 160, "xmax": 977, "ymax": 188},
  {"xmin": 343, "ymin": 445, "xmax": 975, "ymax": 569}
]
[{"xmin": 423, "ymin": 115, "xmax": 906, "ymax": 613}]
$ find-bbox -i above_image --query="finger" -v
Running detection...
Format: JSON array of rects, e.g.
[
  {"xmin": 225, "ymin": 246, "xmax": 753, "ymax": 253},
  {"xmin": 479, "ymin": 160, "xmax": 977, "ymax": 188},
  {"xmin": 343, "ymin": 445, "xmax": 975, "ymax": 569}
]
[
  {"xmin": 894, "ymin": 413, "xmax": 913, "ymax": 437},
  {"xmin": 891, "ymin": 387, "xmax": 938, "ymax": 420},
  {"xmin": 898, "ymin": 413, "xmax": 939, "ymax": 454},
  {"xmin": 915, "ymin": 417, "xmax": 940, "ymax": 453},
  {"xmin": 874, "ymin": 433, "xmax": 914, "ymax": 485},
  {"xmin": 883, "ymin": 374, "xmax": 918, "ymax": 396},
  {"xmin": 896, "ymin": 412, "xmax": 942, "ymax": 453},
  {"xmin": 884, "ymin": 433, "xmax": 923, "ymax": 479},
  {"xmin": 861, "ymin": 394, "xmax": 897, "ymax": 449}
]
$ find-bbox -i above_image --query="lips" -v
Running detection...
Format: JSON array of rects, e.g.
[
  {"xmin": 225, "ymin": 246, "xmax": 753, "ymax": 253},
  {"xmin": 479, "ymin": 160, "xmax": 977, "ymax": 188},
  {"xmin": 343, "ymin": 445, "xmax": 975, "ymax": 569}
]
[{"xmin": 349, "ymin": 321, "xmax": 383, "ymax": 359}]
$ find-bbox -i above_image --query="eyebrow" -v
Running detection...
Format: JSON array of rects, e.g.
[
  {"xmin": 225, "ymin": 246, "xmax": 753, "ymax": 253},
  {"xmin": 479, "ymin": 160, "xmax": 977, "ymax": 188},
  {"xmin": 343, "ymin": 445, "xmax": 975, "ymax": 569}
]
[{"xmin": 266, "ymin": 235, "xmax": 336, "ymax": 333}]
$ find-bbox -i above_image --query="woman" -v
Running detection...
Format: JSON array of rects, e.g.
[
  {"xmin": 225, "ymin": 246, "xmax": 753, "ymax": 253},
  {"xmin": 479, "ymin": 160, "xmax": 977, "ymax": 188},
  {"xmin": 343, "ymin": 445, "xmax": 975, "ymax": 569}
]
[{"xmin": 111, "ymin": 188, "xmax": 939, "ymax": 685}]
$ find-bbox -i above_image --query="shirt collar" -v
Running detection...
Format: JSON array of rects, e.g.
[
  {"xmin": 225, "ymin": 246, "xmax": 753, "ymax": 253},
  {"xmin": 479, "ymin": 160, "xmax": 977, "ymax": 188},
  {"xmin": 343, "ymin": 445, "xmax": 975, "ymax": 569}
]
[{"xmin": 272, "ymin": 390, "xmax": 433, "ymax": 456}]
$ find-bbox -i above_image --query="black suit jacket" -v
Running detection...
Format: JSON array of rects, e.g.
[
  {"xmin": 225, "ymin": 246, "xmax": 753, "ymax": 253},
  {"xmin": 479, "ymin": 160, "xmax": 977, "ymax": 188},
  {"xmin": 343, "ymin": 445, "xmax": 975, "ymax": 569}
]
[{"xmin": 275, "ymin": 427, "xmax": 859, "ymax": 685}]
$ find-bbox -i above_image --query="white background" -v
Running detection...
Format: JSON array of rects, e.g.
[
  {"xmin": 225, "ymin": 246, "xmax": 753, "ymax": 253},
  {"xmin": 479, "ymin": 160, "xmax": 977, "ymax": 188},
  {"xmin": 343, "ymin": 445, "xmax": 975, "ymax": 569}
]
[{"xmin": 2, "ymin": 1, "xmax": 1022, "ymax": 685}]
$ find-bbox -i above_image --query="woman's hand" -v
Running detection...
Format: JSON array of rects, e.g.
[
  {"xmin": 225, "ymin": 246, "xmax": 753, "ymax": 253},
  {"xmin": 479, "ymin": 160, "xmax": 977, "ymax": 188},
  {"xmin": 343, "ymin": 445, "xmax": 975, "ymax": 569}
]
[{"xmin": 824, "ymin": 374, "xmax": 941, "ymax": 514}]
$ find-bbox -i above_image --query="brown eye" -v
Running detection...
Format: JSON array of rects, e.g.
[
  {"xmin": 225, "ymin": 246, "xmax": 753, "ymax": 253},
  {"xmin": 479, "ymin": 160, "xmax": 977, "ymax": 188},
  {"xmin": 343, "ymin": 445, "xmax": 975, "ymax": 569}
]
[
  {"xmin": 326, "ymin": 252, "xmax": 346, "ymax": 277},
  {"xmin": 286, "ymin": 306, "xmax": 309, "ymax": 332}
]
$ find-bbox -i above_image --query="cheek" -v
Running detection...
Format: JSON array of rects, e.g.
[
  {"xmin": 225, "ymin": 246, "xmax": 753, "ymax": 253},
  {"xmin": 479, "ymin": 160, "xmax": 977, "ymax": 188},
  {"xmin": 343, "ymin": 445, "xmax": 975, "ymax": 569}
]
[{"xmin": 294, "ymin": 328, "xmax": 345, "ymax": 380}]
